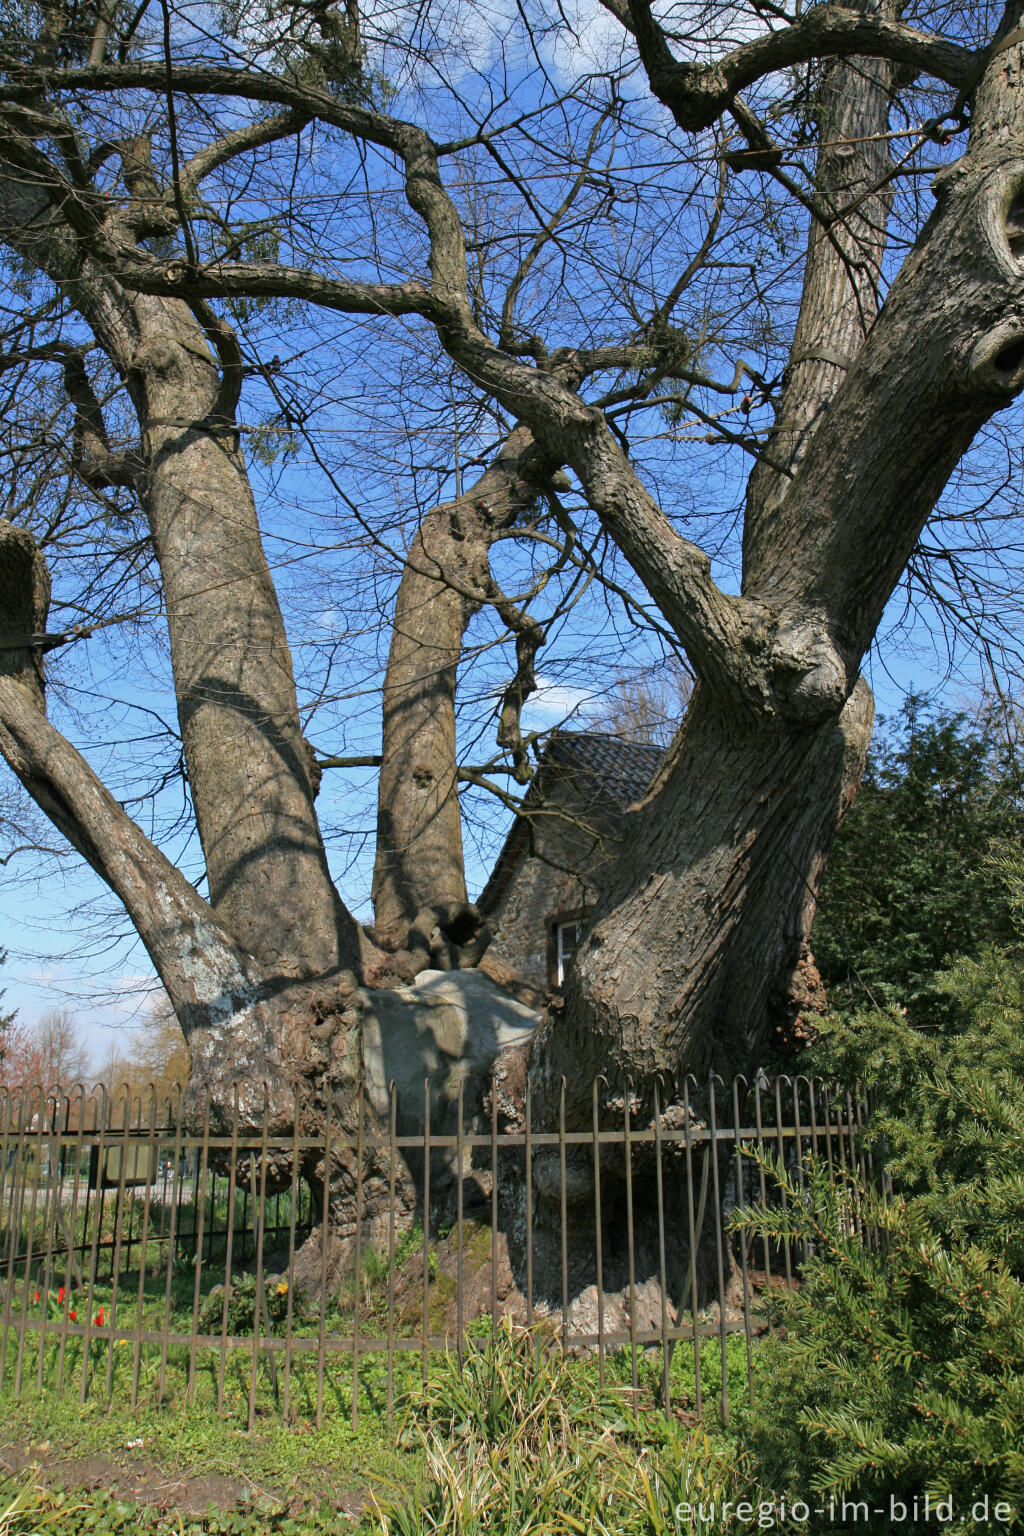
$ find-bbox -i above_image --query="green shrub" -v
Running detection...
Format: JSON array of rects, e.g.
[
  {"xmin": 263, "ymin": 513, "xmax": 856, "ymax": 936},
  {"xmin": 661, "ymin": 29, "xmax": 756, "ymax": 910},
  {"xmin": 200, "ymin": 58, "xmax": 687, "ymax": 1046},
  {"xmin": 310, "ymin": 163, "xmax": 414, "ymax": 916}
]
[
  {"xmin": 733, "ymin": 1158, "xmax": 1024, "ymax": 1531},
  {"xmin": 811, "ymin": 697, "xmax": 1023, "ymax": 1014},
  {"xmin": 735, "ymin": 858, "xmax": 1024, "ymax": 1532},
  {"xmin": 198, "ymin": 1272, "xmax": 293, "ymax": 1335}
]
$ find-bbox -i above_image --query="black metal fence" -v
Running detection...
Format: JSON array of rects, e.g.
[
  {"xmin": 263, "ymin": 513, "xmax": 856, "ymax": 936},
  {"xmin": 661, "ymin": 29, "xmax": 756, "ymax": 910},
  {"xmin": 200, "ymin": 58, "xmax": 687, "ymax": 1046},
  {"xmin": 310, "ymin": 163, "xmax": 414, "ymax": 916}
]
[{"xmin": 0, "ymin": 1075, "xmax": 873, "ymax": 1431}]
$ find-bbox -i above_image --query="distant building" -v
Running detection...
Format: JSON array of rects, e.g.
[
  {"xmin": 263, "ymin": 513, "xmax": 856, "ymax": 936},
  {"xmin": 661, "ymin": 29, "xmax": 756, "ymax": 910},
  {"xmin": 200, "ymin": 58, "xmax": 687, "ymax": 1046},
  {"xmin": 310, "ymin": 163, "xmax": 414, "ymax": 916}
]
[{"xmin": 478, "ymin": 733, "xmax": 664, "ymax": 999}]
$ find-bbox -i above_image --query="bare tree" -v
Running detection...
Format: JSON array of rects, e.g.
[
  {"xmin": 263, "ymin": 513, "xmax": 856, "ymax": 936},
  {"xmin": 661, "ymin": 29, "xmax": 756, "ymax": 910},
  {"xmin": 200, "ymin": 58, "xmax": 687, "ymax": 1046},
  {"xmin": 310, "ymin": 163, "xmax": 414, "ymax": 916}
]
[
  {"xmin": 0, "ymin": 0, "xmax": 1023, "ymax": 1198},
  {"xmin": 581, "ymin": 655, "xmax": 694, "ymax": 748},
  {"xmin": 95, "ymin": 994, "xmax": 188, "ymax": 1104},
  {"xmin": 0, "ymin": 1005, "xmax": 89, "ymax": 1088}
]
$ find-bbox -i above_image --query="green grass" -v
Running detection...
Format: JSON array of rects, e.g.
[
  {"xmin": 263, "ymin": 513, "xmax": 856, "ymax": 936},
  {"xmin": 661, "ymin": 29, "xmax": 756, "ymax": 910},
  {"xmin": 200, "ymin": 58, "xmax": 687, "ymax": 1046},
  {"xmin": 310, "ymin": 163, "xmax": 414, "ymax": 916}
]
[
  {"xmin": 0, "ymin": 1185, "xmax": 761, "ymax": 1531},
  {"xmin": 0, "ymin": 1382, "xmax": 415, "ymax": 1498},
  {"xmin": 0, "ymin": 1318, "xmax": 754, "ymax": 1534},
  {"xmin": 0, "ymin": 1300, "xmax": 753, "ymax": 1431},
  {"xmin": 0, "ymin": 1195, "xmax": 758, "ymax": 1436}
]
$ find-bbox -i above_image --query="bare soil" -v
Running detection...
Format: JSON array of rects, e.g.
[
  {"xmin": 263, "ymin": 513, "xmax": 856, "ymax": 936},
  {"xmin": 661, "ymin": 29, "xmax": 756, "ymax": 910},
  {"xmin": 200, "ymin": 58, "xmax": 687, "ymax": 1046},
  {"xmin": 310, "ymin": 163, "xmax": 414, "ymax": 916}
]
[{"xmin": 0, "ymin": 1437, "xmax": 370, "ymax": 1520}]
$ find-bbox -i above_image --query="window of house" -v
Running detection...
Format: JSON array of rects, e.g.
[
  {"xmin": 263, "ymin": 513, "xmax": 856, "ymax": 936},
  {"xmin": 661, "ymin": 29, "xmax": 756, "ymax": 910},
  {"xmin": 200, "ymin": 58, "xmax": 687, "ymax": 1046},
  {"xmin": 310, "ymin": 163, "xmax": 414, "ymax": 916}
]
[{"xmin": 555, "ymin": 920, "xmax": 582, "ymax": 985}]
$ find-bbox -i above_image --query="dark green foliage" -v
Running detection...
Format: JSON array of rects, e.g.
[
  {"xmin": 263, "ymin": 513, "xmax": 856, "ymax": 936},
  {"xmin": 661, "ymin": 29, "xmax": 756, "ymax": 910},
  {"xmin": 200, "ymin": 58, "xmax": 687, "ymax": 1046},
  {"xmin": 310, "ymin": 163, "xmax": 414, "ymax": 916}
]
[
  {"xmin": 734, "ymin": 1159, "xmax": 1024, "ymax": 1532},
  {"xmin": 812, "ymin": 696, "xmax": 1023, "ymax": 1012},
  {"xmin": 806, "ymin": 945, "xmax": 1024, "ymax": 1270},
  {"xmin": 736, "ymin": 856, "xmax": 1024, "ymax": 1530}
]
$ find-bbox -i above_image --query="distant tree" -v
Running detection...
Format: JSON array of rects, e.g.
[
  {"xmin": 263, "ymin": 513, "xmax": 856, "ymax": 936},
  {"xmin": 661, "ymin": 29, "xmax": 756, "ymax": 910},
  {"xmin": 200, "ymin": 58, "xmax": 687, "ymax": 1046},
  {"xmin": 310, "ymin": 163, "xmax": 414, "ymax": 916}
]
[
  {"xmin": 96, "ymin": 995, "xmax": 188, "ymax": 1108},
  {"xmin": 812, "ymin": 697, "xmax": 1024, "ymax": 1012},
  {"xmin": 0, "ymin": 946, "xmax": 15, "ymax": 1036},
  {"xmin": 0, "ymin": 1004, "xmax": 89, "ymax": 1088},
  {"xmin": 0, "ymin": 1020, "xmax": 46, "ymax": 1088},
  {"xmin": 581, "ymin": 656, "xmax": 693, "ymax": 749},
  {"xmin": 33, "ymin": 1006, "xmax": 90, "ymax": 1085}
]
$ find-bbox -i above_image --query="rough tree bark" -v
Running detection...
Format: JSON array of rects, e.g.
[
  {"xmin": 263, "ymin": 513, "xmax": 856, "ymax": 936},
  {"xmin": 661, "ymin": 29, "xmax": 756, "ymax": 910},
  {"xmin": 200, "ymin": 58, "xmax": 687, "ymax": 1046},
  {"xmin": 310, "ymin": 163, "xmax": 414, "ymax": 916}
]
[
  {"xmin": 371, "ymin": 428, "xmax": 537, "ymax": 949},
  {"xmin": 533, "ymin": 4, "xmax": 902, "ymax": 1115}
]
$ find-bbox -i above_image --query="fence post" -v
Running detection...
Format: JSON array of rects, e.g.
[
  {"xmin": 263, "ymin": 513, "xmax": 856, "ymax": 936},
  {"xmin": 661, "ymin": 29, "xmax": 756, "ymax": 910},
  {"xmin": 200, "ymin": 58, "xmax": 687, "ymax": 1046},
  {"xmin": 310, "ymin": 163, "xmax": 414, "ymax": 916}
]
[
  {"xmin": 731, "ymin": 1075, "xmax": 755, "ymax": 1409},
  {"xmin": 157, "ymin": 1085, "xmax": 186, "ymax": 1404},
  {"xmin": 386, "ymin": 1080, "xmax": 396, "ymax": 1432},
  {"xmin": 315, "ymin": 1092, "xmax": 332, "ymax": 1430},
  {"xmin": 351, "ymin": 1075, "xmax": 364, "ymax": 1430},
  {"xmin": 130, "ymin": 1084, "xmax": 161, "ymax": 1410},
  {"xmin": 559, "ymin": 1078, "xmax": 568, "ymax": 1356},
  {"xmin": 282, "ymin": 1089, "xmax": 301, "ymax": 1423},
  {"xmin": 103, "ymin": 1083, "xmax": 134, "ymax": 1402},
  {"xmin": 623, "ymin": 1081, "xmax": 638, "ymax": 1412},
  {"xmin": 79, "ymin": 1084, "xmax": 109, "ymax": 1405},
  {"xmin": 217, "ymin": 1085, "xmax": 241, "ymax": 1414},
  {"xmin": 653, "ymin": 1077, "xmax": 670, "ymax": 1411},
  {"xmin": 708, "ymin": 1075, "xmax": 729, "ymax": 1427},
  {"xmin": 248, "ymin": 1083, "xmax": 272, "ymax": 1431},
  {"xmin": 55, "ymin": 1084, "xmax": 88, "ymax": 1394},
  {"xmin": 185, "ymin": 1089, "xmax": 212, "ymax": 1401},
  {"xmin": 591, "ymin": 1076, "xmax": 606, "ymax": 1390}
]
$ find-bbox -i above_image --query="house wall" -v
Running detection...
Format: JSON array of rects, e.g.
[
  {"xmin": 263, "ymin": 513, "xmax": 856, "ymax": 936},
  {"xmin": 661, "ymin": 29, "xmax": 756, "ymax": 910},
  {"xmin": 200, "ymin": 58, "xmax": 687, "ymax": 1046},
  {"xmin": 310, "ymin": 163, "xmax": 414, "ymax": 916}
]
[{"xmin": 480, "ymin": 781, "xmax": 624, "ymax": 994}]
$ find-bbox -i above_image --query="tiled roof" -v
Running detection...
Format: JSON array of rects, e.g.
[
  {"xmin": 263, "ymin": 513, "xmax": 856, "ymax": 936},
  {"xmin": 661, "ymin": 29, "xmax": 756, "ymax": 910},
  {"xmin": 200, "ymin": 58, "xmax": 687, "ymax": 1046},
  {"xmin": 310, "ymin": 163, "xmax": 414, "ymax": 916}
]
[
  {"xmin": 543, "ymin": 732, "xmax": 665, "ymax": 810},
  {"xmin": 476, "ymin": 732, "xmax": 665, "ymax": 915}
]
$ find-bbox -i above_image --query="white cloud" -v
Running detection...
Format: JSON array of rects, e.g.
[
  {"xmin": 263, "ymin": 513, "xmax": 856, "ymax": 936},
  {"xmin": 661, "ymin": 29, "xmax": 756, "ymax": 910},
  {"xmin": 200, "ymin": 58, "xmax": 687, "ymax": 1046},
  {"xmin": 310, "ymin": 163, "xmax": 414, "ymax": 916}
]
[
  {"xmin": 521, "ymin": 677, "xmax": 596, "ymax": 724},
  {"xmin": 544, "ymin": 0, "xmax": 632, "ymax": 80}
]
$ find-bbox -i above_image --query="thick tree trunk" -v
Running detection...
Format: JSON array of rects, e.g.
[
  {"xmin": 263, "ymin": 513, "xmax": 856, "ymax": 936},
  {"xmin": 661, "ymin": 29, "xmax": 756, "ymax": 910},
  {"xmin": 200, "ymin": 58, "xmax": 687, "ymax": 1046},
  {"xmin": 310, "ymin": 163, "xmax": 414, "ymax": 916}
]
[
  {"xmin": 0, "ymin": 523, "xmax": 412, "ymax": 1238},
  {"xmin": 744, "ymin": 11, "xmax": 897, "ymax": 539},
  {"xmin": 530, "ymin": 679, "xmax": 874, "ymax": 1120},
  {"xmin": 541, "ymin": 5, "xmax": 1024, "ymax": 1107},
  {"xmin": 0, "ymin": 146, "xmax": 360, "ymax": 984},
  {"xmin": 372, "ymin": 429, "xmax": 537, "ymax": 944},
  {"xmin": 0, "ymin": 168, "xmax": 377, "ymax": 1194},
  {"xmin": 117, "ymin": 299, "xmax": 360, "ymax": 983},
  {"xmin": 0, "ymin": 521, "xmax": 278, "ymax": 1113}
]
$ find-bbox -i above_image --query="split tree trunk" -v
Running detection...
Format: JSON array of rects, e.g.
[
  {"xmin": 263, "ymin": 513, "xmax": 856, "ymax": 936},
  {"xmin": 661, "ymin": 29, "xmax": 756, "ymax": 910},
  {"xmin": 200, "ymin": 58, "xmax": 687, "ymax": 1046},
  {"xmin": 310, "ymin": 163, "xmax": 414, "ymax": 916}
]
[
  {"xmin": 0, "ymin": 516, "xmax": 412, "ymax": 1236},
  {"xmin": 0, "ymin": 142, "xmax": 427, "ymax": 1236},
  {"xmin": 0, "ymin": 138, "xmax": 363, "ymax": 989}
]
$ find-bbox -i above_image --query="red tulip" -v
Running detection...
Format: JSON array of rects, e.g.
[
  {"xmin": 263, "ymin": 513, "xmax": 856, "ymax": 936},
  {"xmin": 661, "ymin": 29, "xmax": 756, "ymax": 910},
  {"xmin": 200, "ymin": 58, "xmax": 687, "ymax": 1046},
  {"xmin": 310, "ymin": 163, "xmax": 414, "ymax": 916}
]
[
  {"xmin": 94, "ymin": 1308, "xmax": 104, "ymax": 1327},
  {"xmin": 33, "ymin": 1291, "xmax": 39, "ymax": 1303},
  {"xmin": 69, "ymin": 1309, "xmax": 76, "ymax": 1321},
  {"xmin": 57, "ymin": 1287, "xmax": 65, "ymax": 1303}
]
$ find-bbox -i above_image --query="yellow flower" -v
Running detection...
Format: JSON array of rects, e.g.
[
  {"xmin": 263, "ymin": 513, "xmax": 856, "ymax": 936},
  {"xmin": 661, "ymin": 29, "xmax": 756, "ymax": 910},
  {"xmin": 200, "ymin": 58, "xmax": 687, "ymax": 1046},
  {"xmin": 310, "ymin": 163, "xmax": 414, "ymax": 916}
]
[{"xmin": 276, "ymin": 1281, "xmax": 288, "ymax": 1296}]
